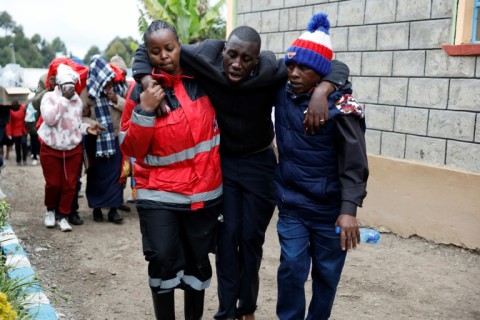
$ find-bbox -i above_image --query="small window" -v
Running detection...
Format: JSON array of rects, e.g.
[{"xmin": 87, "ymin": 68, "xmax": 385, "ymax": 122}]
[
  {"xmin": 473, "ymin": 0, "xmax": 480, "ymax": 43},
  {"xmin": 443, "ymin": 0, "xmax": 480, "ymax": 55}
]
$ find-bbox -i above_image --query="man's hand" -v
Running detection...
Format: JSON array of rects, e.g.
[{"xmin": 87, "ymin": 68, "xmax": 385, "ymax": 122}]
[
  {"xmin": 304, "ymin": 81, "xmax": 335, "ymax": 134},
  {"xmin": 87, "ymin": 122, "xmax": 106, "ymax": 136},
  {"xmin": 105, "ymin": 89, "xmax": 118, "ymax": 104},
  {"xmin": 335, "ymin": 214, "xmax": 360, "ymax": 251},
  {"xmin": 140, "ymin": 80, "xmax": 166, "ymax": 115}
]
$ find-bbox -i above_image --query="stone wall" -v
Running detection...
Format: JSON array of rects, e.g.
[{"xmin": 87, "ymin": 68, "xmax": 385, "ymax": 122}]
[
  {"xmin": 234, "ymin": 0, "xmax": 480, "ymax": 249},
  {"xmin": 236, "ymin": 0, "xmax": 480, "ymax": 174}
]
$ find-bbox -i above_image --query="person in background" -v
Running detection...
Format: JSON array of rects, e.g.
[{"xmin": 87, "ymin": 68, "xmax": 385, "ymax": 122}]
[
  {"xmin": 38, "ymin": 63, "xmax": 103, "ymax": 232},
  {"xmin": 120, "ymin": 20, "xmax": 222, "ymax": 320},
  {"xmin": 83, "ymin": 55, "xmax": 129, "ymax": 223},
  {"xmin": 0, "ymin": 102, "xmax": 18, "ymax": 167},
  {"xmin": 5, "ymin": 102, "xmax": 28, "ymax": 165},
  {"xmin": 32, "ymin": 57, "xmax": 89, "ymax": 226},
  {"xmin": 25, "ymin": 96, "xmax": 40, "ymax": 165},
  {"xmin": 274, "ymin": 13, "xmax": 369, "ymax": 320},
  {"xmin": 133, "ymin": 24, "xmax": 349, "ymax": 320}
]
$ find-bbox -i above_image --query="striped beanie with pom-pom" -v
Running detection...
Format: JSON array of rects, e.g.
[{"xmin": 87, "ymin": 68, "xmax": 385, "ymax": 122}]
[{"xmin": 284, "ymin": 13, "xmax": 333, "ymax": 76}]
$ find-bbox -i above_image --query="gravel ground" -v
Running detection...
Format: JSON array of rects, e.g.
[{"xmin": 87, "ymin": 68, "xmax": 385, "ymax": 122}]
[{"xmin": 1, "ymin": 155, "xmax": 479, "ymax": 320}]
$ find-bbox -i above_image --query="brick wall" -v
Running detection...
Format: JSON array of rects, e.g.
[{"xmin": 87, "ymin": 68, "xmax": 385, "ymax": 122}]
[{"xmin": 236, "ymin": 0, "xmax": 480, "ymax": 174}]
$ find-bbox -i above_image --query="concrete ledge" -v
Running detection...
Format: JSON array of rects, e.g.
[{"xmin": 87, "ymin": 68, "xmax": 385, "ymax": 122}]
[
  {"xmin": 358, "ymin": 155, "xmax": 480, "ymax": 250},
  {"xmin": 0, "ymin": 225, "xmax": 57, "ymax": 319}
]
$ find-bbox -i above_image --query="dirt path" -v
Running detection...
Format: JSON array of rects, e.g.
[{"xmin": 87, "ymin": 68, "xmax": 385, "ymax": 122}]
[{"xmin": 1, "ymin": 156, "xmax": 479, "ymax": 320}]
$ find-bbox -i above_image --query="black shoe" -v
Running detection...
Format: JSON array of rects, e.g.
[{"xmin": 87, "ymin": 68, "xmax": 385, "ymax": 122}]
[
  {"xmin": 118, "ymin": 203, "xmax": 131, "ymax": 212},
  {"xmin": 108, "ymin": 208, "xmax": 123, "ymax": 223},
  {"xmin": 68, "ymin": 212, "xmax": 84, "ymax": 225},
  {"xmin": 93, "ymin": 208, "xmax": 103, "ymax": 222}
]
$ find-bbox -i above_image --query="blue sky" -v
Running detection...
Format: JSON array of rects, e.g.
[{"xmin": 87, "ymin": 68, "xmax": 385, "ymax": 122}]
[{"xmin": 1, "ymin": 0, "xmax": 142, "ymax": 58}]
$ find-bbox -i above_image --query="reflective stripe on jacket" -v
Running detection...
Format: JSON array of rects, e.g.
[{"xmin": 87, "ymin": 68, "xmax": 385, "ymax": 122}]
[{"xmin": 120, "ymin": 71, "xmax": 222, "ymax": 210}]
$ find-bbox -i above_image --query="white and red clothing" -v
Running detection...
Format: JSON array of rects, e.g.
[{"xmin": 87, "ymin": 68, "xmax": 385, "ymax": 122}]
[{"xmin": 38, "ymin": 86, "xmax": 90, "ymax": 216}]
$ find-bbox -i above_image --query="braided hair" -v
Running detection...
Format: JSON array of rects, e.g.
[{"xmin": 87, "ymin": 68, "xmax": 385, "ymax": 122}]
[{"xmin": 144, "ymin": 20, "xmax": 179, "ymax": 46}]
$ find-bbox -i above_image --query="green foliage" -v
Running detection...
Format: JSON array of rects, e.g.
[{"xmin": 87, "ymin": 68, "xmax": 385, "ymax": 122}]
[
  {"xmin": 139, "ymin": 0, "xmax": 226, "ymax": 44},
  {"xmin": 0, "ymin": 10, "xmax": 140, "ymax": 68},
  {"xmin": 0, "ymin": 200, "xmax": 10, "ymax": 229}
]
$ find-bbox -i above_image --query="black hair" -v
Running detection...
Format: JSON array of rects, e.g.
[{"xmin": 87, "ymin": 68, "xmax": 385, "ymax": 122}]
[
  {"xmin": 228, "ymin": 26, "xmax": 261, "ymax": 48},
  {"xmin": 143, "ymin": 20, "xmax": 179, "ymax": 46}
]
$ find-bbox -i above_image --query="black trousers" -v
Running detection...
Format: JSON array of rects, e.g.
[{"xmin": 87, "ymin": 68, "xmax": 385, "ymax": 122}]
[
  {"xmin": 138, "ymin": 204, "xmax": 220, "ymax": 293},
  {"xmin": 214, "ymin": 148, "xmax": 277, "ymax": 319}
]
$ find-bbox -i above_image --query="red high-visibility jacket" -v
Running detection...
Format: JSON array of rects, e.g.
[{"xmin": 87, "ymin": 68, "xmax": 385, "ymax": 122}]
[{"xmin": 120, "ymin": 70, "xmax": 222, "ymax": 211}]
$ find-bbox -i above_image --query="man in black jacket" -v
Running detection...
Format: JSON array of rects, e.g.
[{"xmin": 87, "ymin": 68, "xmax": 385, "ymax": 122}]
[{"xmin": 133, "ymin": 25, "xmax": 350, "ymax": 320}]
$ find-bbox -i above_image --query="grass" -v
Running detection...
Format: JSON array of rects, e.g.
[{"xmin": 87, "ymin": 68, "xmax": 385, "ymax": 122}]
[{"xmin": 0, "ymin": 199, "xmax": 33, "ymax": 319}]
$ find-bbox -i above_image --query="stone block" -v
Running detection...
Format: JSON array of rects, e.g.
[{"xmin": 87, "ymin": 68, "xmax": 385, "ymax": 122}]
[
  {"xmin": 331, "ymin": 27, "xmax": 348, "ymax": 52},
  {"xmin": 377, "ymin": 23, "xmax": 409, "ymax": 50},
  {"xmin": 393, "ymin": 51, "xmax": 425, "ymax": 77},
  {"xmin": 244, "ymin": 12, "xmax": 262, "ymax": 31},
  {"xmin": 365, "ymin": 0, "xmax": 396, "ymax": 24},
  {"xmin": 266, "ymin": 32, "xmax": 284, "ymax": 54},
  {"xmin": 349, "ymin": 26, "xmax": 377, "ymax": 51},
  {"xmin": 379, "ymin": 78, "xmax": 408, "ymax": 106},
  {"xmin": 365, "ymin": 129, "xmax": 381, "ymax": 155},
  {"xmin": 405, "ymin": 135, "xmax": 446, "ymax": 166},
  {"xmin": 237, "ymin": 0, "xmax": 252, "ymax": 13},
  {"xmin": 410, "ymin": 20, "xmax": 451, "ymax": 49},
  {"xmin": 394, "ymin": 107, "xmax": 428, "ymax": 135},
  {"xmin": 337, "ymin": 0, "xmax": 365, "ymax": 26},
  {"xmin": 362, "ymin": 52, "xmax": 393, "ymax": 76},
  {"xmin": 407, "ymin": 78, "xmax": 449, "ymax": 109},
  {"xmin": 287, "ymin": 0, "xmax": 307, "ymax": 7},
  {"xmin": 334, "ymin": 52, "xmax": 361, "ymax": 76},
  {"xmin": 448, "ymin": 79, "xmax": 480, "ymax": 112},
  {"xmin": 428, "ymin": 110, "xmax": 476, "ymax": 141},
  {"xmin": 351, "ymin": 76, "xmax": 379, "ymax": 104},
  {"xmin": 432, "ymin": 0, "xmax": 454, "ymax": 18},
  {"xmin": 253, "ymin": 0, "xmax": 283, "ymax": 11},
  {"xmin": 295, "ymin": 6, "xmax": 314, "ymax": 30},
  {"xmin": 364, "ymin": 104, "xmax": 395, "ymax": 131},
  {"xmin": 279, "ymin": 9, "xmax": 290, "ymax": 32},
  {"xmin": 312, "ymin": 3, "xmax": 339, "ymax": 27},
  {"xmin": 426, "ymin": 50, "xmax": 476, "ymax": 78},
  {"xmin": 236, "ymin": 14, "xmax": 245, "ymax": 27},
  {"xmin": 381, "ymin": 132, "xmax": 406, "ymax": 159},
  {"xmin": 476, "ymin": 114, "xmax": 480, "ymax": 143},
  {"xmin": 446, "ymin": 141, "xmax": 480, "ymax": 174},
  {"xmin": 397, "ymin": 0, "xmax": 431, "ymax": 21},
  {"xmin": 261, "ymin": 10, "xmax": 280, "ymax": 33}
]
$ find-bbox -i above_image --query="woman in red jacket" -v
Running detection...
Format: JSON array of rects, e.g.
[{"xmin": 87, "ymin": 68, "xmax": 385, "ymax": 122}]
[
  {"xmin": 6, "ymin": 103, "xmax": 28, "ymax": 166},
  {"xmin": 120, "ymin": 20, "xmax": 222, "ymax": 320}
]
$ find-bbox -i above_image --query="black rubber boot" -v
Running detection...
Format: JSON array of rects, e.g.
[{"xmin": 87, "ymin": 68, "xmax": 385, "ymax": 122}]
[
  {"xmin": 151, "ymin": 289, "xmax": 175, "ymax": 320},
  {"xmin": 184, "ymin": 289, "xmax": 205, "ymax": 320}
]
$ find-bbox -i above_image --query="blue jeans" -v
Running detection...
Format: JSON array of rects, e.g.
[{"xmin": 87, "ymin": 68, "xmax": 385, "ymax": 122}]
[{"xmin": 276, "ymin": 213, "xmax": 347, "ymax": 320}]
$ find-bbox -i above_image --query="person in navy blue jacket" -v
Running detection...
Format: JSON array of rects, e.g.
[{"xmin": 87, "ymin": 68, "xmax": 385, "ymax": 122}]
[{"xmin": 274, "ymin": 13, "xmax": 369, "ymax": 320}]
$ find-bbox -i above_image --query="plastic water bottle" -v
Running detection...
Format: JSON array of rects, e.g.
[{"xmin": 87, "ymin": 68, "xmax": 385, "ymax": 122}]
[{"xmin": 335, "ymin": 226, "xmax": 381, "ymax": 244}]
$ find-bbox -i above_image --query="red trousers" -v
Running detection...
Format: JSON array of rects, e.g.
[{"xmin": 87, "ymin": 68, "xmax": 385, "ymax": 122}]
[{"xmin": 40, "ymin": 143, "xmax": 83, "ymax": 215}]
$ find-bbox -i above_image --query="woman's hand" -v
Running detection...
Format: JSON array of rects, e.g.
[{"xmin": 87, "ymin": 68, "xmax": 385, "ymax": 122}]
[
  {"xmin": 140, "ymin": 80, "xmax": 166, "ymax": 114},
  {"xmin": 60, "ymin": 83, "xmax": 75, "ymax": 100}
]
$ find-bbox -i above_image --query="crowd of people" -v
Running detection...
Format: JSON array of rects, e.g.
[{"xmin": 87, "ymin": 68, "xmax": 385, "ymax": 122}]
[{"xmin": 1, "ymin": 11, "xmax": 369, "ymax": 320}]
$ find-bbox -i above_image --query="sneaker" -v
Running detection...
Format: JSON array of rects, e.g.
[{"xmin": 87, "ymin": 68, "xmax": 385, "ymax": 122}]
[
  {"xmin": 22, "ymin": 161, "xmax": 27, "ymax": 166},
  {"xmin": 58, "ymin": 218, "xmax": 72, "ymax": 232},
  {"xmin": 44, "ymin": 210, "xmax": 56, "ymax": 228},
  {"xmin": 32, "ymin": 159, "xmax": 38, "ymax": 166}
]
